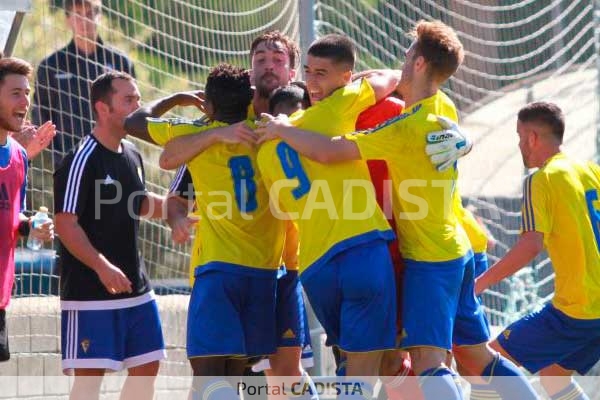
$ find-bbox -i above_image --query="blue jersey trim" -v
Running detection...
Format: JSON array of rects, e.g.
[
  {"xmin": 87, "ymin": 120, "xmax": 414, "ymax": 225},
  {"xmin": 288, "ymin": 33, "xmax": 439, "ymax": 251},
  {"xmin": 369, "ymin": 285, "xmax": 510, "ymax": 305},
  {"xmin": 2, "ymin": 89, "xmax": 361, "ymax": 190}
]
[
  {"xmin": 195, "ymin": 262, "xmax": 279, "ymax": 279},
  {"xmin": 403, "ymin": 249, "xmax": 474, "ymax": 269},
  {"xmin": 300, "ymin": 228, "xmax": 395, "ymax": 280},
  {"xmin": 473, "ymin": 252, "xmax": 487, "ymax": 263}
]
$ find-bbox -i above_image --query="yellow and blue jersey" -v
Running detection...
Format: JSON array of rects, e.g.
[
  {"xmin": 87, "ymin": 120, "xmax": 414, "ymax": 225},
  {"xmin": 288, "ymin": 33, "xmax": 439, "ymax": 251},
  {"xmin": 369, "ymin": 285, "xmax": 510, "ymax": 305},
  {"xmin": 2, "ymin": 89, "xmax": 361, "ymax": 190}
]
[
  {"xmin": 256, "ymin": 79, "xmax": 394, "ymax": 273},
  {"xmin": 148, "ymin": 118, "xmax": 286, "ymax": 274},
  {"xmin": 521, "ymin": 153, "xmax": 600, "ymax": 319},
  {"xmin": 346, "ymin": 90, "xmax": 472, "ymax": 262}
]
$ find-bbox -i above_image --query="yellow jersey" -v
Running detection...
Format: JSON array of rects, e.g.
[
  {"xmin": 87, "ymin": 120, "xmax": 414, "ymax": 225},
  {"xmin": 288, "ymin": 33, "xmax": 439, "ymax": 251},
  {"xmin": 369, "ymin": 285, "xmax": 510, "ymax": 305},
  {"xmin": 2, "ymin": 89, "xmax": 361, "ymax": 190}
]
[
  {"xmin": 453, "ymin": 189, "xmax": 488, "ymax": 253},
  {"xmin": 347, "ymin": 90, "xmax": 471, "ymax": 262},
  {"xmin": 148, "ymin": 118, "xmax": 286, "ymax": 274},
  {"xmin": 521, "ymin": 153, "xmax": 600, "ymax": 319},
  {"xmin": 256, "ymin": 79, "xmax": 394, "ymax": 273}
]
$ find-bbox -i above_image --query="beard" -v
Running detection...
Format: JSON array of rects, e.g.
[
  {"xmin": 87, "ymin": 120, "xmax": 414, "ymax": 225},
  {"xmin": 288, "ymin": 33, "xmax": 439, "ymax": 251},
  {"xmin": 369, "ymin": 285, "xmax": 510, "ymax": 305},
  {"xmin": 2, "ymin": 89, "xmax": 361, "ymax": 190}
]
[
  {"xmin": 0, "ymin": 113, "xmax": 22, "ymax": 133},
  {"xmin": 255, "ymin": 73, "xmax": 281, "ymax": 98}
]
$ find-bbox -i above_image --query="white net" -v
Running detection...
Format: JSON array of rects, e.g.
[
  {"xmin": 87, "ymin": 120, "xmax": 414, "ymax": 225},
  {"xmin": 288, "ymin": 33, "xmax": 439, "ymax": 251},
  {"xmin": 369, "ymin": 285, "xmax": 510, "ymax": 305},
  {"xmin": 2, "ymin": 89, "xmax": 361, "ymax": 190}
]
[{"xmin": 5, "ymin": 0, "xmax": 600, "ymax": 386}]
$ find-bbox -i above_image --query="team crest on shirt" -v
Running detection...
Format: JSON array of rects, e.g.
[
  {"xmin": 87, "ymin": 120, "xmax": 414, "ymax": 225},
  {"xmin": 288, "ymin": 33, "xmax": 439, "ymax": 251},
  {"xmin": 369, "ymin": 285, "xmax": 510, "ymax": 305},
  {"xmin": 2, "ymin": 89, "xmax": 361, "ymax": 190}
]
[
  {"xmin": 282, "ymin": 329, "xmax": 296, "ymax": 339},
  {"xmin": 80, "ymin": 339, "xmax": 90, "ymax": 353},
  {"xmin": 102, "ymin": 174, "xmax": 115, "ymax": 185},
  {"xmin": 502, "ymin": 329, "xmax": 511, "ymax": 340}
]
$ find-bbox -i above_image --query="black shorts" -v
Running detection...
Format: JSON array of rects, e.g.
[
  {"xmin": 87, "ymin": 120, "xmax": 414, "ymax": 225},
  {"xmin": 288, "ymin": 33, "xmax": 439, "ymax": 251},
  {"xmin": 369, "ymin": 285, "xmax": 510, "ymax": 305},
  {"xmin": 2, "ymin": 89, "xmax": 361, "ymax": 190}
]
[{"xmin": 0, "ymin": 309, "xmax": 9, "ymax": 361}]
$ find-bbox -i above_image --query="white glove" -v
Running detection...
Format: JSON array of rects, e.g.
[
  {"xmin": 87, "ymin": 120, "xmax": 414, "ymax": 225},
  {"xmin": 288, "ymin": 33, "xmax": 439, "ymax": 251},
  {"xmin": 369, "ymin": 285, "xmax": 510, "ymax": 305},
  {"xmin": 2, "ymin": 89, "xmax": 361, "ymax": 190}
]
[{"xmin": 425, "ymin": 115, "xmax": 473, "ymax": 171}]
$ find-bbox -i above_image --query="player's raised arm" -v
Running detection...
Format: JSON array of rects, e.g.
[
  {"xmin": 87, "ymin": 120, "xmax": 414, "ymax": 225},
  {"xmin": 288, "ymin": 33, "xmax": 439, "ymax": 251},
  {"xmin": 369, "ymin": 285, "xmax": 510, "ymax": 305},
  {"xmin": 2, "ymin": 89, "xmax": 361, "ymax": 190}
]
[
  {"xmin": 124, "ymin": 90, "xmax": 204, "ymax": 143},
  {"xmin": 361, "ymin": 69, "xmax": 403, "ymax": 102}
]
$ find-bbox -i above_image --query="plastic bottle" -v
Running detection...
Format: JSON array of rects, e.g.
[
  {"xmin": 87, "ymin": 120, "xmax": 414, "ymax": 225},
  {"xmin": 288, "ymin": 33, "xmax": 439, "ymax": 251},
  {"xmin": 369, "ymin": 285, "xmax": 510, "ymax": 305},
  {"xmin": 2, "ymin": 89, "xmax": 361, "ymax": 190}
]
[{"xmin": 26, "ymin": 206, "xmax": 51, "ymax": 250}]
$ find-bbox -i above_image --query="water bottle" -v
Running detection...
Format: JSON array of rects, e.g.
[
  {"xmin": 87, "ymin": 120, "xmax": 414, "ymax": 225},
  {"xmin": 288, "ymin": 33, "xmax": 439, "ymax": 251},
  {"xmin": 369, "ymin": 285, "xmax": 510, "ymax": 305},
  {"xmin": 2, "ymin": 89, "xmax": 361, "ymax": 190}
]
[{"xmin": 26, "ymin": 206, "xmax": 51, "ymax": 251}]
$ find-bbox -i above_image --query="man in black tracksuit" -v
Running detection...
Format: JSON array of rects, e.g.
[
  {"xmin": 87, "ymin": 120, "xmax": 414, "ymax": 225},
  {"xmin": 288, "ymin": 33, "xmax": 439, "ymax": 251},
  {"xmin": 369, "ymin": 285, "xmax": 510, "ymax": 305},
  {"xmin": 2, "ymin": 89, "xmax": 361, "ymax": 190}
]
[{"xmin": 32, "ymin": 0, "xmax": 135, "ymax": 166}]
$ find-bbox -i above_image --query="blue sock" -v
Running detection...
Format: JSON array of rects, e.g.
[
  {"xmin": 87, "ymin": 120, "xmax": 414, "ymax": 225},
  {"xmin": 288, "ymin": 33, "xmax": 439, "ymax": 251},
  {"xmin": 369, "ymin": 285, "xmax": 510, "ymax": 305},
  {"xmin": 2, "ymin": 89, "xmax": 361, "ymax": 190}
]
[
  {"xmin": 470, "ymin": 383, "xmax": 501, "ymax": 400},
  {"xmin": 550, "ymin": 380, "xmax": 589, "ymax": 400},
  {"xmin": 481, "ymin": 353, "xmax": 537, "ymax": 400},
  {"xmin": 418, "ymin": 367, "xmax": 463, "ymax": 400},
  {"xmin": 192, "ymin": 378, "xmax": 239, "ymax": 400}
]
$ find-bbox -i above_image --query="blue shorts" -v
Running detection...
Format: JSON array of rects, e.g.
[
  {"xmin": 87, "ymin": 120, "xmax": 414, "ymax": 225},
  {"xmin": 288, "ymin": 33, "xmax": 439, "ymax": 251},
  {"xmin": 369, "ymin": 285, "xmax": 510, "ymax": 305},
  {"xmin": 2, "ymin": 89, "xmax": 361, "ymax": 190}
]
[
  {"xmin": 496, "ymin": 303, "xmax": 600, "ymax": 374},
  {"xmin": 453, "ymin": 255, "xmax": 490, "ymax": 346},
  {"xmin": 400, "ymin": 252, "xmax": 474, "ymax": 350},
  {"xmin": 61, "ymin": 293, "xmax": 165, "ymax": 372},
  {"xmin": 187, "ymin": 265, "xmax": 278, "ymax": 358},
  {"xmin": 473, "ymin": 252, "xmax": 489, "ymax": 278},
  {"xmin": 276, "ymin": 267, "xmax": 311, "ymax": 348},
  {"xmin": 300, "ymin": 239, "xmax": 396, "ymax": 352}
]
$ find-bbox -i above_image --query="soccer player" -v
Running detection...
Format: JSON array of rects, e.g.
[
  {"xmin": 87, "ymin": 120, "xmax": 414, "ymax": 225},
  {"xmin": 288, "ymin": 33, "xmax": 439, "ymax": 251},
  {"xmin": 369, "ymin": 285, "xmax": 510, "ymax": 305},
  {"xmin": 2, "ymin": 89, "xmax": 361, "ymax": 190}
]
[
  {"xmin": 358, "ymin": 98, "xmax": 494, "ymax": 400},
  {"xmin": 142, "ymin": 64, "xmax": 287, "ymax": 400},
  {"xmin": 53, "ymin": 71, "xmax": 166, "ymax": 400},
  {"xmin": 253, "ymin": 84, "xmax": 315, "ymax": 397},
  {"xmin": 256, "ymin": 21, "xmax": 537, "ymax": 400},
  {"xmin": 0, "ymin": 57, "xmax": 54, "ymax": 362},
  {"xmin": 33, "ymin": 0, "xmax": 135, "ymax": 164},
  {"xmin": 476, "ymin": 101, "xmax": 600, "ymax": 400},
  {"xmin": 256, "ymin": 34, "xmax": 404, "ymax": 397},
  {"xmin": 268, "ymin": 82, "xmax": 311, "ymax": 116}
]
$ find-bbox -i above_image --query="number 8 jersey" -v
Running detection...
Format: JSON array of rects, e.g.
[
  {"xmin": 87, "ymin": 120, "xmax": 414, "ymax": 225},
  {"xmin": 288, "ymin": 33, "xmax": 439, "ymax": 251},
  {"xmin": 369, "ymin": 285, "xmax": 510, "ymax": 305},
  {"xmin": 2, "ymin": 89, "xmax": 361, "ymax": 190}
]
[
  {"xmin": 256, "ymin": 79, "xmax": 394, "ymax": 274},
  {"xmin": 521, "ymin": 153, "xmax": 600, "ymax": 319},
  {"xmin": 148, "ymin": 118, "xmax": 285, "ymax": 272}
]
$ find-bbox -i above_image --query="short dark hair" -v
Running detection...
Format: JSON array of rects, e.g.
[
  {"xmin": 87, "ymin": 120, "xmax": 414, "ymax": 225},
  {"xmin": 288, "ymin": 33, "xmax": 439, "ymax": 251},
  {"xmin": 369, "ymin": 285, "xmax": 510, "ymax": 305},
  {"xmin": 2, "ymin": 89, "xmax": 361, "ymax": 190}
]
[
  {"xmin": 250, "ymin": 30, "xmax": 300, "ymax": 69},
  {"xmin": 290, "ymin": 81, "xmax": 311, "ymax": 108},
  {"xmin": 269, "ymin": 84, "xmax": 308, "ymax": 114},
  {"xmin": 0, "ymin": 57, "xmax": 33, "ymax": 87},
  {"xmin": 90, "ymin": 71, "xmax": 134, "ymax": 118},
  {"xmin": 411, "ymin": 20, "xmax": 464, "ymax": 83},
  {"xmin": 64, "ymin": 0, "xmax": 101, "ymax": 15},
  {"xmin": 205, "ymin": 63, "xmax": 252, "ymax": 118},
  {"xmin": 307, "ymin": 34, "xmax": 355, "ymax": 70},
  {"xmin": 518, "ymin": 101, "xmax": 565, "ymax": 143}
]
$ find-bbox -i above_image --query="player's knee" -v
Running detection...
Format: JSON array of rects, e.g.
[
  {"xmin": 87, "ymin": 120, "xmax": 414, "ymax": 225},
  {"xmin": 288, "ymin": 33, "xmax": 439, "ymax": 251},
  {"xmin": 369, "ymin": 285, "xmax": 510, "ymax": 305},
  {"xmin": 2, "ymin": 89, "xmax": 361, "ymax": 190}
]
[
  {"xmin": 380, "ymin": 350, "xmax": 406, "ymax": 376},
  {"xmin": 453, "ymin": 343, "xmax": 494, "ymax": 374},
  {"xmin": 408, "ymin": 347, "xmax": 447, "ymax": 374}
]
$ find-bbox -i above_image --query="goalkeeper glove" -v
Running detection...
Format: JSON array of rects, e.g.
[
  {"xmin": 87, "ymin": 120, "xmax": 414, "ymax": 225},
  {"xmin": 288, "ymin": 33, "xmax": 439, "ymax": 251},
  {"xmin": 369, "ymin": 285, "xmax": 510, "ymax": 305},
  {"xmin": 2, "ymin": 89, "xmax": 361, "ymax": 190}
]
[{"xmin": 425, "ymin": 115, "xmax": 473, "ymax": 171}]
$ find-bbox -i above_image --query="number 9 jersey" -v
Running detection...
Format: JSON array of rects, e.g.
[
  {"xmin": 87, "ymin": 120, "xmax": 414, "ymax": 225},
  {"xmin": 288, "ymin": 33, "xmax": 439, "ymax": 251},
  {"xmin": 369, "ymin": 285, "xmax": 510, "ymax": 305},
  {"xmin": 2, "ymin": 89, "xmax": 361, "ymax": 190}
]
[
  {"xmin": 256, "ymin": 79, "xmax": 394, "ymax": 274},
  {"xmin": 148, "ymin": 118, "xmax": 285, "ymax": 272}
]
